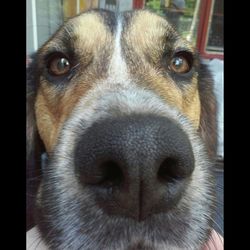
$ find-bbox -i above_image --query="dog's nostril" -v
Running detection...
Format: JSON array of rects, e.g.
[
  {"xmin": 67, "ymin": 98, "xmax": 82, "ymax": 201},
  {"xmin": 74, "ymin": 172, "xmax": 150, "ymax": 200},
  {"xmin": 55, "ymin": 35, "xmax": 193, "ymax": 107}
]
[
  {"xmin": 98, "ymin": 161, "xmax": 124, "ymax": 187},
  {"xmin": 158, "ymin": 157, "xmax": 182, "ymax": 182},
  {"xmin": 75, "ymin": 115, "xmax": 196, "ymax": 221}
]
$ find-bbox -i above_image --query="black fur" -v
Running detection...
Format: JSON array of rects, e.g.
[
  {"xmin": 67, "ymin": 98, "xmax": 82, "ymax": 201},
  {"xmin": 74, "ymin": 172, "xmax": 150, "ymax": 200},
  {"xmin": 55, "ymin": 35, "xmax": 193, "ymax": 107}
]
[
  {"xmin": 198, "ymin": 62, "xmax": 217, "ymax": 158},
  {"xmin": 26, "ymin": 53, "xmax": 44, "ymax": 230}
]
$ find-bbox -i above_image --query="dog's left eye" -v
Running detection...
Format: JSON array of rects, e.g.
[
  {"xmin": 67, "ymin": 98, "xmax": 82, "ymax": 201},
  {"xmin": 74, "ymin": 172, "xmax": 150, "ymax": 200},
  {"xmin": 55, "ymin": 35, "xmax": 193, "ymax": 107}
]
[
  {"xmin": 47, "ymin": 55, "xmax": 71, "ymax": 76},
  {"xmin": 169, "ymin": 52, "xmax": 193, "ymax": 74}
]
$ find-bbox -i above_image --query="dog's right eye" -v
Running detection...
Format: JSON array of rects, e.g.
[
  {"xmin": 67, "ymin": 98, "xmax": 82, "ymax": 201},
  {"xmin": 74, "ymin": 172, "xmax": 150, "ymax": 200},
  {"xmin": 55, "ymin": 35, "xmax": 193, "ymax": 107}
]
[
  {"xmin": 47, "ymin": 55, "xmax": 71, "ymax": 76},
  {"xmin": 169, "ymin": 51, "xmax": 193, "ymax": 74}
]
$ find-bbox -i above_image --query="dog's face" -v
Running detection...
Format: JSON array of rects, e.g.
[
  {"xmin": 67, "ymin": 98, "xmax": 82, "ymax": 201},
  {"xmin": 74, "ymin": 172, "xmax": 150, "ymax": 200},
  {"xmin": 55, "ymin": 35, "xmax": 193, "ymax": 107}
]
[{"xmin": 27, "ymin": 10, "xmax": 217, "ymax": 249}]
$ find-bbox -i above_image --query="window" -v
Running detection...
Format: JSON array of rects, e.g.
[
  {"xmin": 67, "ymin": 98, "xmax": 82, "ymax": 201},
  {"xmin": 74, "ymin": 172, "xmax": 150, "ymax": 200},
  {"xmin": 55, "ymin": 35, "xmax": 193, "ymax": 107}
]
[
  {"xmin": 197, "ymin": 0, "xmax": 223, "ymax": 59},
  {"xmin": 145, "ymin": 0, "xmax": 201, "ymax": 46}
]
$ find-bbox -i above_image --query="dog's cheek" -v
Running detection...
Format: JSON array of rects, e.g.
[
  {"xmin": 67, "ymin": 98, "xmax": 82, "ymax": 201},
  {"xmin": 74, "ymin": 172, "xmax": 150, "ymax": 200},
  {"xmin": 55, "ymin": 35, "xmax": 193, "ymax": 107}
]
[
  {"xmin": 182, "ymin": 88, "xmax": 201, "ymax": 129},
  {"xmin": 35, "ymin": 92, "xmax": 61, "ymax": 153}
]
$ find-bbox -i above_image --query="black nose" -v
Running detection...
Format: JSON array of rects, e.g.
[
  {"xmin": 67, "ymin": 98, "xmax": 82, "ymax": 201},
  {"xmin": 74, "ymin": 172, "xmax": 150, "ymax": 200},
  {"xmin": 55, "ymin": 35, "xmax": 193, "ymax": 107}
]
[{"xmin": 75, "ymin": 114, "xmax": 194, "ymax": 221}]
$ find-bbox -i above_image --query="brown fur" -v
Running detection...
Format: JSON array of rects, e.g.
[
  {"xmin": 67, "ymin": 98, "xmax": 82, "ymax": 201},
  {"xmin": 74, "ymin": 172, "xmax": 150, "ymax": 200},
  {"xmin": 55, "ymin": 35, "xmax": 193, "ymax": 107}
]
[
  {"xmin": 34, "ymin": 12, "xmax": 115, "ymax": 152},
  {"xmin": 122, "ymin": 11, "xmax": 201, "ymax": 128}
]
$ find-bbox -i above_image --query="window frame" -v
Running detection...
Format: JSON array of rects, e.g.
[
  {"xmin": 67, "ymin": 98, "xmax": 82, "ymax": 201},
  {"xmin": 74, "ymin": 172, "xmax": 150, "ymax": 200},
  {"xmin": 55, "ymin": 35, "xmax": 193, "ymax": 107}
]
[{"xmin": 196, "ymin": 0, "xmax": 223, "ymax": 60}]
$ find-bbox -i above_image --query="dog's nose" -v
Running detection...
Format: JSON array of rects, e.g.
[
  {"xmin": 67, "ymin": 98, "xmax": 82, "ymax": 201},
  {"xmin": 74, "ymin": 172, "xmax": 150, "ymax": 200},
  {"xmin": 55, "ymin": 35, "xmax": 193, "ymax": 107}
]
[{"xmin": 75, "ymin": 114, "xmax": 195, "ymax": 221}]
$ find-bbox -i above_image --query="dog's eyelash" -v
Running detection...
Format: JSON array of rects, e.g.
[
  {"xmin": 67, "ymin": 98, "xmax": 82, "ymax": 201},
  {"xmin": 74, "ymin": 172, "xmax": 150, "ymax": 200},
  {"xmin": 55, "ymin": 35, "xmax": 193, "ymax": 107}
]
[
  {"xmin": 67, "ymin": 63, "xmax": 80, "ymax": 80},
  {"xmin": 71, "ymin": 63, "xmax": 80, "ymax": 71}
]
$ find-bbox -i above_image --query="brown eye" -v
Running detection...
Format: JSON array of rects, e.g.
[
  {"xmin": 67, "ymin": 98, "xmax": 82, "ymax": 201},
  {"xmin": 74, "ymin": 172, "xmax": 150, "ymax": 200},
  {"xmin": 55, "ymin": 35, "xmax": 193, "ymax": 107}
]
[
  {"xmin": 169, "ymin": 53, "xmax": 192, "ymax": 74},
  {"xmin": 48, "ymin": 56, "xmax": 70, "ymax": 76}
]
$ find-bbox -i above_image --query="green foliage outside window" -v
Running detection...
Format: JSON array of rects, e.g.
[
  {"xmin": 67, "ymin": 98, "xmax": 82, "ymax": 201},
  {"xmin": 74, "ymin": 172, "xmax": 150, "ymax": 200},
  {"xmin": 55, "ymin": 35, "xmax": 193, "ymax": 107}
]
[
  {"xmin": 145, "ymin": 0, "xmax": 196, "ymax": 17},
  {"xmin": 145, "ymin": 0, "xmax": 164, "ymax": 15},
  {"xmin": 145, "ymin": 0, "xmax": 199, "ymax": 45}
]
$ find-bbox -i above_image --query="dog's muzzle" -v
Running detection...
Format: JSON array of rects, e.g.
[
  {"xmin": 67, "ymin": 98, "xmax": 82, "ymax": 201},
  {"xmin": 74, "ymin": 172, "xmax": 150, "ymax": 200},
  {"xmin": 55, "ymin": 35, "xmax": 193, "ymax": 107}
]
[{"xmin": 74, "ymin": 114, "xmax": 194, "ymax": 221}]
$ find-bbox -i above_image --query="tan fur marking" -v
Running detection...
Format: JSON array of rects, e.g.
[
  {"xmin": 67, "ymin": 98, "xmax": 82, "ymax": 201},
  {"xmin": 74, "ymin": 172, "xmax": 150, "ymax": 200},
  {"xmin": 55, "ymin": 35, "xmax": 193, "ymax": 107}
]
[
  {"xmin": 72, "ymin": 13, "xmax": 110, "ymax": 55},
  {"xmin": 35, "ymin": 90, "xmax": 61, "ymax": 153},
  {"xmin": 35, "ymin": 12, "xmax": 114, "ymax": 151},
  {"xmin": 182, "ymin": 76, "xmax": 201, "ymax": 127},
  {"xmin": 35, "ymin": 75, "xmax": 101, "ymax": 152},
  {"xmin": 124, "ymin": 11, "xmax": 200, "ymax": 128}
]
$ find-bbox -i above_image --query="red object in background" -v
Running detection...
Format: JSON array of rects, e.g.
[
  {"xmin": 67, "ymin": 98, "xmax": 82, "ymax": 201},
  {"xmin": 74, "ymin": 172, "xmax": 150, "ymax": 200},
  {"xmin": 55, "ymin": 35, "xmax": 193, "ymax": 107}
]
[
  {"xmin": 133, "ymin": 0, "xmax": 144, "ymax": 9},
  {"xmin": 196, "ymin": 0, "xmax": 223, "ymax": 60}
]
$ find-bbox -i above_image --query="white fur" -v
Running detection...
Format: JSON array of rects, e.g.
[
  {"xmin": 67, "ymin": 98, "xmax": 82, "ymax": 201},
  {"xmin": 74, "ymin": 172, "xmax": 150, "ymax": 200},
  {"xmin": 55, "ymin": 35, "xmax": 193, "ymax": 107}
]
[{"xmin": 107, "ymin": 17, "xmax": 131, "ymax": 86}]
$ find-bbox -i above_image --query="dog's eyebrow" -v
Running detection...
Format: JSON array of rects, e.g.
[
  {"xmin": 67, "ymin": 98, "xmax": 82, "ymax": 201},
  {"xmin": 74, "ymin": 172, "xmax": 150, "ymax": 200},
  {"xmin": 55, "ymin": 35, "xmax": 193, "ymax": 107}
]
[
  {"xmin": 156, "ymin": 19, "xmax": 195, "ymax": 53},
  {"xmin": 39, "ymin": 21, "xmax": 77, "ymax": 56},
  {"xmin": 41, "ymin": 34, "xmax": 76, "ymax": 61},
  {"xmin": 163, "ymin": 30, "xmax": 179, "ymax": 44},
  {"xmin": 174, "ymin": 46, "xmax": 194, "ymax": 54},
  {"xmin": 163, "ymin": 34, "xmax": 196, "ymax": 55},
  {"xmin": 41, "ymin": 44, "xmax": 71, "ymax": 60}
]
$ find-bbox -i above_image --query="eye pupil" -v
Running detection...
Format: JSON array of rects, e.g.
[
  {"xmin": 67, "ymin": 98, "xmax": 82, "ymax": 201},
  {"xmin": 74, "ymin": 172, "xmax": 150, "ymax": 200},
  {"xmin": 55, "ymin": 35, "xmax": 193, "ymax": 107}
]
[
  {"xmin": 58, "ymin": 58, "xmax": 69, "ymax": 70},
  {"xmin": 169, "ymin": 52, "xmax": 192, "ymax": 74},
  {"xmin": 173, "ymin": 57, "xmax": 183, "ymax": 68},
  {"xmin": 48, "ymin": 55, "xmax": 71, "ymax": 76}
]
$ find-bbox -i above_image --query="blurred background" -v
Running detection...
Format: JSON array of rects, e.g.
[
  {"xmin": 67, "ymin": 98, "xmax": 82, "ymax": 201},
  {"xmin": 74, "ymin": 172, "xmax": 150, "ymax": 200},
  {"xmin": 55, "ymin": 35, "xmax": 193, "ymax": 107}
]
[{"xmin": 27, "ymin": 0, "xmax": 223, "ymax": 235}]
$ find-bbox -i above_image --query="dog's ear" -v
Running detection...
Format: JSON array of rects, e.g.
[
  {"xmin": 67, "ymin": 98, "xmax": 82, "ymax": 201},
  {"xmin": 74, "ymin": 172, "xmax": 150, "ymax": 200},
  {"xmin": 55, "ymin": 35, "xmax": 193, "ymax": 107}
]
[
  {"xmin": 27, "ymin": 54, "xmax": 44, "ymax": 230},
  {"xmin": 198, "ymin": 62, "xmax": 217, "ymax": 159}
]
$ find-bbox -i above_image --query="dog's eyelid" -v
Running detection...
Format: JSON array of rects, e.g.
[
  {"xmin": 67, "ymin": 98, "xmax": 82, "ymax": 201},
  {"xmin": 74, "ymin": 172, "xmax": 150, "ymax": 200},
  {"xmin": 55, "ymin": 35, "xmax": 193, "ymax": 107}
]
[
  {"xmin": 41, "ymin": 41, "xmax": 73, "ymax": 59},
  {"xmin": 43, "ymin": 51, "xmax": 69, "ymax": 63},
  {"xmin": 174, "ymin": 47, "xmax": 193, "ymax": 54},
  {"xmin": 162, "ymin": 47, "xmax": 194, "ymax": 59},
  {"xmin": 173, "ymin": 49, "xmax": 194, "ymax": 60}
]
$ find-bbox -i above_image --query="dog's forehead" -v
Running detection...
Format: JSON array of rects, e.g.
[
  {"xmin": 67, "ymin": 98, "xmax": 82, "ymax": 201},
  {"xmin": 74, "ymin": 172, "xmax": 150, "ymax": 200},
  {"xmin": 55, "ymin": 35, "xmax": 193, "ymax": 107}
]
[
  {"xmin": 40, "ymin": 11, "xmax": 114, "ymax": 56},
  {"xmin": 123, "ymin": 10, "xmax": 176, "ymax": 40},
  {"xmin": 122, "ymin": 10, "xmax": 194, "ymax": 51},
  {"xmin": 41, "ymin": 10, "xmax": 193, "ymax": 52}
]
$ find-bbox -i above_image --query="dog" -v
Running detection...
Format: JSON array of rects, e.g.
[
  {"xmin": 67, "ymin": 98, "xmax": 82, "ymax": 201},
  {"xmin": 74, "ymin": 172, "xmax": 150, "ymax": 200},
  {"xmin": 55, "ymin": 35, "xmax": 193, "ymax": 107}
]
[{"xmin": 27, "ymin": 9, "xmax": 218, "ymax": 250}]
